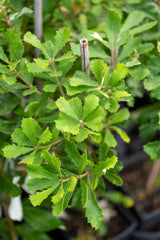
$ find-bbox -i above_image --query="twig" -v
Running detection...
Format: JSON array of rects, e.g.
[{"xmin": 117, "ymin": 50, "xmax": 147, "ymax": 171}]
[
  {"xmin": 34, "ymin": 0, "xmax": 43, "ymax": 57},
  {"xmin": 50, "ymin": 59, "xmax": 66, "ymax": 99},
  {"xmin": 146, "ymin": 159, "xmax": 160, "ymax": 194},
  {"xmin": 35, "ymin": 137, "xmax": 64, "ymax": 150},
  {"xmin": 13, "ymin": 69, "xmax": 41, "ymax": 95},
  {"xmin": 0, "ymin": 4, "xmax": 14, "ymax": 29},
  {"xmin": 80, "ymin": 38, "xmax": 90, "ymax": 77},
  {"xmin": 59, "ymin": 171, "xmax": 90, "ymax": 183}
]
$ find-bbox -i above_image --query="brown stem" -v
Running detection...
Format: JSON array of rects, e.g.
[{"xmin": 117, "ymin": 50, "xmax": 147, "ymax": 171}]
[
  {"xmin": 0, "ymin": 4, "xmax": 14, "ymax": 29},
  {"xmin": 51, "ymin": 60, "xmax": 66, "ymax": 99},
  {"xmin": 111, "ymin": 46, "xmax": 117, "ymax": 70},
  {"xmin": 13, "ymin": 69, "xmax": 41, "ymax": 95},
  {"xmin": 35, "ymin": 137, "xmax": 64, "ymax": 150},
  {"xmin": 59, "ymin": 171, "xmax": 90, "ymax": 183}
]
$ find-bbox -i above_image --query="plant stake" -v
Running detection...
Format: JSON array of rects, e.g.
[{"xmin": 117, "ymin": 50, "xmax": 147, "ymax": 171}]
[{"xmin": 80, "ymin": 38, "xmax": 90, "ymax": 76}]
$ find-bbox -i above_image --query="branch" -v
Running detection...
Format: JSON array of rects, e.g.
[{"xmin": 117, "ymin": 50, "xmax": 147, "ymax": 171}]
[
  {"xmin": 13, "ymin": 69, "xmax": 41, "ymax": 95},
  {"xmin": 35, "ymin": 138, "xmax": 64, "ymax": 150},
  {"xmin": 50, "ymin": 59, "xmax": 66, "ymax": 99},
  {"xmin": 0, "ymin": 4, "xmax": 14, "ymax": 29},
  {"xmin": 59, "ymin": 171, "xmax": 90, "ymax": 183}
]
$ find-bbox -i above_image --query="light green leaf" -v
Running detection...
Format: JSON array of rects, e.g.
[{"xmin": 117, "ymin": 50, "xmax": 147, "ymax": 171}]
[
  {"xmin": 75, "ymin": 127, "xmax": 88, "ymax": 143},
  {"xmin": 49, "ymin": 71, "xmax": 62, "ymax": 77},
  {"xmin": 30, "ymin": 185, "xmax": 58, "ymax": 206},
  {"xmin": 70, "ymin": 71, "xmax": 97, "ymax": 87},
  {"xmin": 26, "ymin": 165, "xmax": 56, "ymax": 180},
  {"xmin": 83, "ymin": 94, "xmax": 99, "ymax": 120},
  {"xmin": 105, "ymin": 10, "xmax": 121, "ymax": 47},
  {"xmin": 27, "ymin": 178, "xmax": 59, "ymax": 191},
  {"xmin": 24, "ymin": 32, "xmax": 42, "ymax": 49},
  {"xmin": 129, "ymin": 21, "xmax": 157, "ymax": 35},
  {"xmin": 104, "ymin": 128, "xmax": 117, "ymax": 147},
  {"xmin": 90, "ymin": 156, "xmax": 117, "ymax": 176},
  {"xmin": 91, "ymin": 175, "xmax": 98, "ymax": 190},
  {"xmin": 121, "ymin": 11, "xmax": 145, "ymax": 32},
  {"xmin": 55, "ymin": 52, "xmax": 74, "ymax": 62},
  {"xmin": 2, "ymin": 74, "xmax": 17, "ymax": 85},
  {"xmin": 144, "ymin": 77, "xmax": 160, "ymax": 90},
  {"xmin": 43, "ymin": 84, "xmax": 57, "ymax": 93},
  {"xmin": 27, "ymin": 63, "xmax": 45, "ymax": 73},
  {"xmin": 41, "ymin": 40, "xmax": 55, "ymax": 59},
  {"xmin": 90, "ymin": 59, "xmax": 105, "ymax": 84},
  {"xmin": 84, "ymin": 180, "xmax": 103, "ymax": 229},
  {"xmin": 34, "ymin": 58, "xmax": 50, "ymax": 68},
  {"xmin": 53, "ymin": 27, "xmax": 70, "ymax": 58},
  {"xmin": 21, "ymin": 118, "xmax": 42, "ymax": 145},
  {"xmin": 105, "ymin": 171, "xmax": 123, "ymax": 186},
  {"xmin": 67, "ymin": 176, "xmax": 77, "ymax": 192},
  {"xmin": 64, "ymin": 140, "xmax": 80, "ymax": 170},
  {"xmin": 7, "ymin": 29, "xmax": 24, "ymax": 61},
  {"xmin": 56, "ymin": 97, "xmax": 82, "ymax": 120},
  {"xmin": 111, "ymin": 63, "xmax": 128, "ymax": 85},
  {"xmin": 3, "ymin": 145, "xmax": 33, "ymax": 159},
  {"xmin": 84, "ymin": 107, "xmax": 104, "ymax": 131},
  {"xmin": 51, "ymin": 185, "xmax": 64, "ymax": 204},
  {"xmin": 10, "ymin": 7, "xmax": 33, "ymax": 21},
  {"xmin": 129, "ymin": 68, "xmax": 150, "ymax": 80},
  {"xmin": 0, "ymin": 46, "xmax": 9, "ymax": 63},
  {"xmin": 111, "ymin": 126, "xmax": 130, "ymax": 143},
  {"xmin": 38, "ymin": 127, "xmax": 52, "ymax": 145}
]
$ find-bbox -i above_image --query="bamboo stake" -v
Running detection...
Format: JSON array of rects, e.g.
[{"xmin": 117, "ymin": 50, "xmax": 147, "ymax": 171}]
[
  {"xmin": 80, "ymin": 38, "xmax": 90, "ymax": 77},
  {"xmin": 146, "ymin": 159, "xmax": 160, "ymax": 194},
  {"xmin": 34, "ymin": 0, "xmax": 43, "ymax": 57}
]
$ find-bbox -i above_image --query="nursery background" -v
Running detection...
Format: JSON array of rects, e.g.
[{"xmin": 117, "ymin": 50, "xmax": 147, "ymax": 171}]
[{"xmin": 0, "ymin": 0, "xmax": 160, "ymax": 240}]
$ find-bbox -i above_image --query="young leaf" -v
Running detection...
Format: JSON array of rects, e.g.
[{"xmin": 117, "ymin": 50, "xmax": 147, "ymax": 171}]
[
  {"xmin": 67, "ymin": 176, "xmax": 77, "ymax": 192},
  {"xmin": 106, "ymin": 108, "xmax": 130, "ymax": 125},
  {"xmin": 38, "ymin": 127, "xmax": 52, "ymax": 145},
  {"xmin": 143, "ymin": 141, "xmax": 160, "ymax": 161},
  {"xmin": 64, "ymin": 140, "xmax": 81, "ymax": 170},
  {"xmin": 90, "ymin": 59, "xmax": 105, "ymax": 84},
  {"xmin": 42, "ymin": 152, "xmax": 61, "ymax": 174},
  {"xmin": 83, "ymin": 94, "xmax": 99, "ymax": 120},
  {"xmin": 53, "ymin": 27, "xmax": 70, "ymax": 58},
  {"xmin": 111, "ymin": 63, "xmax": 128, "ymax": 85},
  {"xmin": 105, "ymin": 170, "xmax": 123, "ymax": 186},
  {"xmin": 69, "ymin": 71, "xmax": 97, "ymax": 87},
  {"xmin": 111, "ymin": 126, "xmax": 130, "ymax": 143},
  {"xmin": 30, "ymin": 185, "xmax": 59, "ymax": 206},
  {"xmin": 90, "ymin": 156, "xmax": 117, "ymax": 176},
  {"xmin": 0, "ymin": 46, "xmax": 9, "ymax": 63},
  {"xmin": 80, "ymin": 179, "xmax": 88, "ymax": 207},
  {"xmin": 24, "ymin": 32, "xmax": 42, "ymax": 50},
  {"xmin": 104, "ymin": 128, "xmax": 117, "ymax": 147},
  {"xmin": 51, "ymin": 184, "xmax": 64, "ymax": 204},
  {"xmin": 105, "ymin": 10, "xmax": 121, "ymax": 47},
  {"xmin": 11, "ymin": 128, "xmax": 34, "ymax": 147},
  {"xmin": 129, "ymin": 21, "xmax": 157, "ymax": 35},
  {"xmin": 26, "ymin": 165, "xmax": 57, "ymax": 180},
  {"xmin": 84, "ymin": 180, "xmax": 103, "ymax": 229}
]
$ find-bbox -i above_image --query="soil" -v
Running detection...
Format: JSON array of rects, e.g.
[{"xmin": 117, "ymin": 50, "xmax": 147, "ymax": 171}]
[{"xmin": 121, "ymin": 159, "xmax": 160, "ymax": 214}]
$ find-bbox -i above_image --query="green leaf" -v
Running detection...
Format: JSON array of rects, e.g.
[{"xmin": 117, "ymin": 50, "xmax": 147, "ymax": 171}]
[
  {"xmin": 56, "ymin": 96, "xmax": 82, "ymax": 120},
  {"xmin": 24, "ymin": 32, "xmax": 42, "ymax": 50},
  {"xmin": 26, "ymin": 165, "xmax": 57, "ymax": 180},
  {"xmin": 75, "ymin": 127, "xmax": 88, "ymax": 142},
  {"xmin": 64, "ymin": 140, "xmax": 81, "ymax": 170},
  {"xmin": 84, "ymin": 107, "xmax": 104, "ymax": 132},
  {"xmin": 27, "ymin": 62, "xmax": 45, "ymax": 73},
  {"xmin": 105, "ymin": 170, "xmax": 123, "ymax": 186},
  {"xmin": 67, "ymin": 176, "xmax": 77, "ymax": 192},
  {"xmin": 43, "ymin": 84, "xmax": 57, "ymax": 93},
  {"xmin": 27, "ymin": 178, "xmax": 59, "ymax": 191},
  {"xmin": 51, "ymin": 185, "xmax": 64, "ymax": 204},
  {"xmin": 121, "ymin": 11, "xmax": 145, "ymax": 32},
  {"xmin": 7, "ymin": 29, "xmax": 24, "ymax": 61},
  {"xmin": 90, "ymin": 156, "xmax": 117, "ymax": 176},
  {"xmin": 3, "ymin": 144, "xmax": 33, "ymax": 159},
  {"xmin": 104, "ymin": 128, "xmax": 117, "ymax": 147},
  {"xmin": 11, "ymin": 128, "xmax": 34, "ymax": 147},
  {"xmin": 84, "ymin": 180, "xmax": 103, "ymax": 229},
  {"xmin": 38, "ymin": 127, "xmax": 52, "ymax": 145},
  {"xmin": 0, "ymin": 46, "xmax": 9, "ymax": 63},
  {"xmin": 2, "ymin": 74, "xmax": 17, "ymax": 85},
  {"xmin": 104, "ymin": 191, "xmax": 134, "ymax": 208},
  {"xmin": 41, "ymin": 40, "xmax": 55, "ymax": 59},
  {"xmin": 53, "ymin": 27, "xmax": 70, "ymax": 58},
  {"xmin": 106, "ymin": 108, "xmax": 130, "ymax": 125},
  {"xmin": 23, "ymin": 86, "xmax": 38, "ymax": 96},
  {"xmin": 90, "ymin": 59, "xmax": 105, "ymax": 84},
  {"xmin": 129, "ymin": 21, "xmax": 157, "ymax": 35},
  {"xmin": 42, "ymin": 152, "xmax": 61, "ymax": 174},
  {"xmin": 111, "ymin": 63, "xmax": 128, "ymax": 85},
  {"xmin": 129, "ymin": 68, "xmax": 150, "ymax": 81},
  {"xmin": 111, "ymin": 126, "xmax": 130, "ymax": 143},
  {"xmin": 0, "ymin": 94, "xmax": 19, "ymax": 116},
  {"xmin": 144, "ymin": 77, "xmax": 160, "ymax": 90},
  {"xmin": 83, "ymin": 94, "xmax": 99, "ymax": 120},
  {"xmin": 70, "ymin": 71, "xmax": 97, "ymax": 87},
  {"xmin": 144, "ymin": 141, "xmax": 160, "ymax": 161},
  {"xmin": 34, "ymin": 58, "xmax": 50, "ymax": 68},
  {"xmin": 21, "ymin": 118, "xmax": 42, "ymax": 145},
  {"xmin": 80, "ymin": 179, "xmax": 88, "ymax": 207},
  {"xmin": 10, "ymin": 7, "xmax": 33, "ymax": 20},
  {"xmin": 105, "ymin": 10, "xmax": 121, "ymax": 47},
  {"xmin": 91, "ymin": 175, "xmax": 98, "ymax": 190},
  {"xmin": 30, "ymin": 185, "xmax": 58, "ymax": 206}
]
